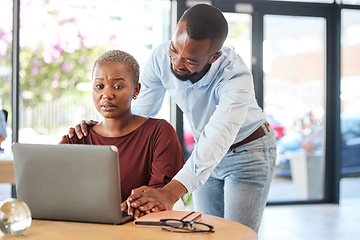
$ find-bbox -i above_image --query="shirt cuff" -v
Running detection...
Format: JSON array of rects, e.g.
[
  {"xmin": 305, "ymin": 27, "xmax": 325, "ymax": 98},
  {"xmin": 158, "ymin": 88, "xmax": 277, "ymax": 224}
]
[{"xmin": 172, "ymin": 167, "xmax": 202, "ymax": 194}]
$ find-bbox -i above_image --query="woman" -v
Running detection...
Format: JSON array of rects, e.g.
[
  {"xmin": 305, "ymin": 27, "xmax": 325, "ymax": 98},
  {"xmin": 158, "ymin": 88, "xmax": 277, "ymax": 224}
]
[{"xmin": 60, "ymin": 50, "xmax": 184, "ymax": 204}]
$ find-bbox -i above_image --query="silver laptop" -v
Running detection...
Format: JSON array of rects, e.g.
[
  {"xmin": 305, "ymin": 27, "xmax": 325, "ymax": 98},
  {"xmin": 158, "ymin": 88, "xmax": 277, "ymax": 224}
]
[{"xmin": 12, "ymin": 143, "xmax": 133, "ymax": 224}]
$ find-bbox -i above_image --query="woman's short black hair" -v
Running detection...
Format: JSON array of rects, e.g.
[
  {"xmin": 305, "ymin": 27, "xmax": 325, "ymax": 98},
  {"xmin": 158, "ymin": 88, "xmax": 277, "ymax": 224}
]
[
  {"xmin": 92, "ymin": 50, "xmax": 140, "ymax": 84},
  {"xmin": 179, "ymin": 4, "xmax": 228, "ymax": 53}
]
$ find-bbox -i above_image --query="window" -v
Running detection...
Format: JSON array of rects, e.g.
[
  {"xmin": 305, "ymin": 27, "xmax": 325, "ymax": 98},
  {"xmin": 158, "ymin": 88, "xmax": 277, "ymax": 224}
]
[
  {"xmin": 11, "ymin": 0, "xmax": 172, "ymax": 146},
  {"xmin": 265, "ymin": 0, "xmax": 333, "ymax": 3},
  {"xmin": 0, "ymin": 0, "xmax": 12, "ymax": 152},
  {"xmin": 342, "ymin": 0, "xmax": 360, "ymax": 4}
]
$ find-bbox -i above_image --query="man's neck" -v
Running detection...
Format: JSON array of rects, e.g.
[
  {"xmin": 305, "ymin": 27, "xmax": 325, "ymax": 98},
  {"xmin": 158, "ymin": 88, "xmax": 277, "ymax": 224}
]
[{"xmin": 189, "ymin": 64, "xmax": 211, "ymax": 84}]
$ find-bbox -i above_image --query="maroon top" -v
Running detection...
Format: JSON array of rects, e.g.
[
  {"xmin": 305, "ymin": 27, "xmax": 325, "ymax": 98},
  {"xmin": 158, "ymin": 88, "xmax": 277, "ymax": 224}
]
[{"xmin": 60, "ymin": 118, "xmax": 184, "ymax": 200}]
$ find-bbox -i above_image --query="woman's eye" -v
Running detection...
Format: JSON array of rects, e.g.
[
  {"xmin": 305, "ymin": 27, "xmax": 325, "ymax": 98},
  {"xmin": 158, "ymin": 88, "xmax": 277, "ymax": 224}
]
[{"xmin": 95, "ymin": 84, "xmax": 104, "ymax": 89}]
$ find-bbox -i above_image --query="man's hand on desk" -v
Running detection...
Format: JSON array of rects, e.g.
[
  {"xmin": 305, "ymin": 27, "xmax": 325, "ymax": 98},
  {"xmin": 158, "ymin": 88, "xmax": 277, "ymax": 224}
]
[{"xmin": 126, "ymin": 180, "xmax": 188, "ymax": 219}]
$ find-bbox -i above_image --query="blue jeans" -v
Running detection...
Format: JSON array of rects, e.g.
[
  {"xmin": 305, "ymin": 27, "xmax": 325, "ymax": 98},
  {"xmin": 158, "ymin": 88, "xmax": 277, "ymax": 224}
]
[{"xmin": 193, "ymin": 125, "xmax": 277, "ymax": 233}]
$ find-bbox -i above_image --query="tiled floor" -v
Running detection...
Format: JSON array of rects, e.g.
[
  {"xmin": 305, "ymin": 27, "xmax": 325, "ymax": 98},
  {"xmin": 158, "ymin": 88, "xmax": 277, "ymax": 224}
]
[
  {"xmin": 258, "ymin": 198, "xmax": 360, "ymax": 240},
  {"xmin": 258, "ymin": 177, "xmax": 360, "ymax": 239}
]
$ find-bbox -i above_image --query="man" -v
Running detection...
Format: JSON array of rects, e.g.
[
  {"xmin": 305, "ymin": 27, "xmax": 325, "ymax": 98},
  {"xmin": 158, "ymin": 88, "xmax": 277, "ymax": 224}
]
[
  {"xmin": 71, "ymin": 4, "xmax": 276, "ymax": 232},
  {"xmin": 0, "ymin": 110, "xmax": 7, "ymax": 151}
]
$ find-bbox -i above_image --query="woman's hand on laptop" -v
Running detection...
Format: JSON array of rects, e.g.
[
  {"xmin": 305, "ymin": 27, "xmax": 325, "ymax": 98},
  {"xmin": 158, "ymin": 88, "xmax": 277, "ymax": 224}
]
[
  {"xmin": 124, "ymin": 186, "xmax": 153, "ymax": 219},
  {"xmin": 67, "ymin": 120, "xmax": 98, "ymax": 139},
  {"xmin": 121, "ymin": 200, "xmax": 147, "ymax": 219},
  {"xmin": 127, "ymin": 180, "xmax": 188, "ymax": 219}
]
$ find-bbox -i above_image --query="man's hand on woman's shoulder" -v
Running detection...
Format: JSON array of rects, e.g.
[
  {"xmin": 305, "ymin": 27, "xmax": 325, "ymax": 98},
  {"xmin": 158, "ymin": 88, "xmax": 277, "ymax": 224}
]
[{"xmin": 67, "ymin": 120, "xmax": 98, "ymax": 139}]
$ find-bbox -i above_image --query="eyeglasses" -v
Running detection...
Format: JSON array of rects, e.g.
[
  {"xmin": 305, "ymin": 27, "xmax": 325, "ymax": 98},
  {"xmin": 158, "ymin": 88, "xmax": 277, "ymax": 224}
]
[{"xmin": 160, "ymin": 219, "xmax": 214, "ymax": 233}]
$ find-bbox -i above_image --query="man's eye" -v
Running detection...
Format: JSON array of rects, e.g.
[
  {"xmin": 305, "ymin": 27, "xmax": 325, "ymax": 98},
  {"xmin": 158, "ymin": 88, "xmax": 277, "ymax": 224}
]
[
  {"xmin": 169, "ymin": 50, "xmax": 175, "ymax": 57},
  {"xmin": 186, "ymin": 61, "xmax": 196, "ymax": 66},
  {"xmin": 95, "ymin": 84, "xmax": 104, "ymax": 89},
  {"xmin": 185, "ymin": 60, "xmax": 197, "ymax": 66},
  {"xmin": 169, "ymin": 46, "xmax": 177, "ymax": 54},
  {"xmin": 114, "ymin": 85, "xmax": 123, "ymax": 89}
]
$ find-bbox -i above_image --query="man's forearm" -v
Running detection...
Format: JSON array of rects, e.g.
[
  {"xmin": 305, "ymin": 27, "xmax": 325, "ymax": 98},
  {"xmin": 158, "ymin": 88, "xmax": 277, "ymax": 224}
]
[
  {"xmin": 162, "ymin": 180, "xmax": 188, "ymax": 206},
  {"xmin": 127, "ymin": 180, "xmax": 188, "ymax": 217}
]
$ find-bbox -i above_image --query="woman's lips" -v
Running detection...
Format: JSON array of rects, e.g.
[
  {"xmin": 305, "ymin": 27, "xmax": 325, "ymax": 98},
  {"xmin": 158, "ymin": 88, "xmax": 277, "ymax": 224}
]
[{"xmin": 101, "ymin": 102, "xmax": 116, "ymax": 111}]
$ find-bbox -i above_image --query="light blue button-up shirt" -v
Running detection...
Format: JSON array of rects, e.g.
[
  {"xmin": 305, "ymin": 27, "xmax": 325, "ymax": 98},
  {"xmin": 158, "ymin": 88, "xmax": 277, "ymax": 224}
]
[
  {"xmin": 0, "ymin": 110, "xmax": 7, "ymax": 141},
  {"xmin": 132, "ymin": 41, "xmax": 265, "ymax": 193}
]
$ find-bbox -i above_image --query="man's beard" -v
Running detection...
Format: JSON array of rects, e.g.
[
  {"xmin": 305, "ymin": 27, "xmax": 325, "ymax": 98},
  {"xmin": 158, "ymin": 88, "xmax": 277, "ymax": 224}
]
[{"xmin": 170, "ymin": 63, "xmax": 198, "ymax": 82}]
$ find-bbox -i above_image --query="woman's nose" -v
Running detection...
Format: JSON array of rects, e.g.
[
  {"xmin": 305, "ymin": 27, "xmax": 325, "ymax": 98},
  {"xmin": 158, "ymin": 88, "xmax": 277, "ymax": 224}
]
[{"xmin": 102, "ymin": 88, "xmax": 114, "ymax": 99}]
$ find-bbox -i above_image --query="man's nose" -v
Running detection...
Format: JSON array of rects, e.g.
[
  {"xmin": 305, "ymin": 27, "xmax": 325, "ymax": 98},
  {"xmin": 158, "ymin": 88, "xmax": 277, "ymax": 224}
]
[{"xmin": 172, "ymin": 55, "xmax": 185, "ymax": 69}]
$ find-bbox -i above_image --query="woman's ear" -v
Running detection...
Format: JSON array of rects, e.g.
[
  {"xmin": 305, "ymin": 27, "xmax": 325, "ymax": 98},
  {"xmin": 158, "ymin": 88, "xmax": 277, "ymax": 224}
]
[
  {"xmin": 134, "ymin": 83, "xmax": 141, "ymax": 97},
  {"xmin": 209, "ymin": 51, "xmax": 222, "ymax": 64}
]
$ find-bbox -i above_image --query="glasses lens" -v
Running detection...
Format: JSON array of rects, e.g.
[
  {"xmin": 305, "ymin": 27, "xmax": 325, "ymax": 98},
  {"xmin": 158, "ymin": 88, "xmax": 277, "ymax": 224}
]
[
  {"xmin": 192, "ymin": 222, "xmax": 212, "ymax": 232},
  {"xmin": 164, "ymin": 220, "xmax": 184, "ymax": 229},
  {"xmin": 162, "ymin": 220, "xmax": 214, "ymax": 233}
]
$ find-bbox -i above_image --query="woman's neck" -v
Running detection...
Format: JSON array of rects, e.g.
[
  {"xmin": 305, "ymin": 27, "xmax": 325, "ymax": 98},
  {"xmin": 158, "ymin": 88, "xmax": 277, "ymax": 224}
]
[{"xmin": 94, "ymin": 114, "xmax": 147, "ymax": 137}]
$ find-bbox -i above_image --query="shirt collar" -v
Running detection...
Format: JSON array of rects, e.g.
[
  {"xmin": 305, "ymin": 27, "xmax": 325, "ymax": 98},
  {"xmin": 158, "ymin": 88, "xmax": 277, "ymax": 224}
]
[{"xmin": 186, "ymin": 55, "xmax": 222, "ymax": 88}]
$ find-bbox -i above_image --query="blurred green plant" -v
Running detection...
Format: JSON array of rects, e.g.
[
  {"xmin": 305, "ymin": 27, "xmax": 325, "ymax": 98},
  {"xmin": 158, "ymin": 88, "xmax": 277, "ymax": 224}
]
[
  {"xmin": 19, "ymin": 46, "xmax": 104, "ymax": 108},
  {"xmin": 0, "ymin": 0, "xmax": 117, "ymax": 110},
  {"xmin": 181, "ymin": 193, "xmax": 193, "ymax": 207}
]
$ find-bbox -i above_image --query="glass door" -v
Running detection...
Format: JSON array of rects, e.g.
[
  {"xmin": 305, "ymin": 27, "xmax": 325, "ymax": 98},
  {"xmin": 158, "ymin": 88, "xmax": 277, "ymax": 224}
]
[
  {"xmin": 340, "ymin": 9, "xmax": 360, "ymax": 200},
  {"xmin": 263, "ymin": 15, "xmax": 326, "ymax": 202},
  {"xmin": 177, "ymin": 0, "xmax": 337, "ymax": 203}
]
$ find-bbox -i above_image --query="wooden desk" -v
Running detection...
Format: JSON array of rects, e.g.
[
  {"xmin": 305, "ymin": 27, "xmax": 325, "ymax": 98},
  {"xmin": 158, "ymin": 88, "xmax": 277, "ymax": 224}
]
[
  {"xmin": 0, "ymin": 215, "xmax": 257, "ymax": 240},
  {"xmin": 0, "ymin": 153, "xmax": 15, "ymax": 185},
  {"xmin": 0, "ymin": 153, "xmax": 16, "ymax": 198},
  {"xmin": 0, "ymin": 161, "xmax": 15, "ymax": 185}
]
